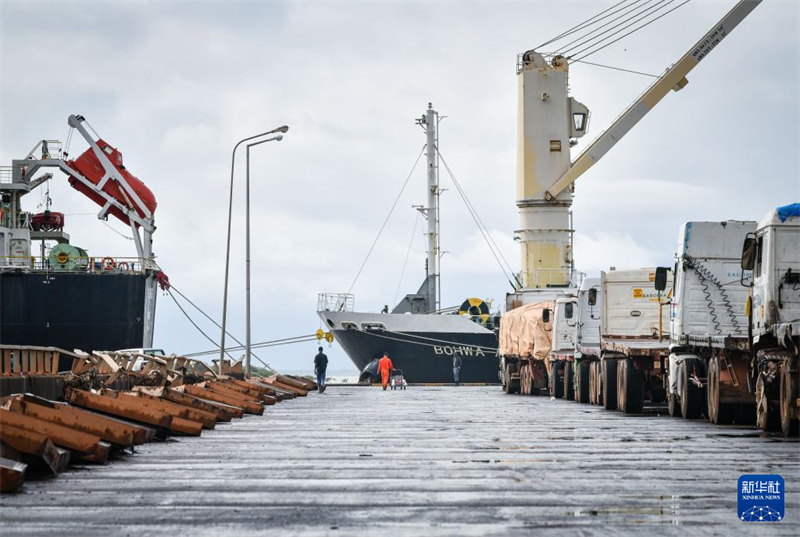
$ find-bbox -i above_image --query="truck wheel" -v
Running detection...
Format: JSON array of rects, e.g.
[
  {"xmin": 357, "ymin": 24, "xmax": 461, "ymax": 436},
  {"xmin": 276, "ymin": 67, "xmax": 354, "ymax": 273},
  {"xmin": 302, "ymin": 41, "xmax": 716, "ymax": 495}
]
[
  {"xmin": 522, "ymin": 364, "xmax": 531, "ymax": 395},
  {"xmin": 564, "ymin": 362, "xmax": 575, "ymax": 401},
  {"xmin": 756, "ymin": 372, "xmax": 781, "ymax": 432},
  {"xmin": 549, "ymin": 362, "xmax": 564, "ymax": 399},
  {"xmin": 668, "ymin": 387, "xmax": 682, "ymax": 418},
  {"xmin": 708, "ymin": 356, "xmax": 734, "ymax": 425},
  {"xmin": 780, "ymin": 363, "xmax": 799, "ymax": 437},
  {"xmin": 577, "ymin": 361, "xmax": 590, "ymax": 404},
  {"xmin": 619, "ymin": 358, "xmax": 643, "ymax": 414},
  {"xmin": 680, "ymin": 359, "xmax": 703, "ymax": 419},
  {"xmin": 503, "ymin": 367, "xmax": 519, "ymax": 395},
  {"xmin": 602, "ymin": 360, "xmax": 618, "ymax": 411}
]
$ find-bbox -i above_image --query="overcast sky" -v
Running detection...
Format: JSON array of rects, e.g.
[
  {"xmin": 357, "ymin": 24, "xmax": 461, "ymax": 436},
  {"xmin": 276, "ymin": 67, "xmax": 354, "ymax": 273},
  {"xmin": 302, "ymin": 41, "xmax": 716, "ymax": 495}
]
[{"xmin": 1, "ymin": 0, "xmax": 798, "ymax": 374}]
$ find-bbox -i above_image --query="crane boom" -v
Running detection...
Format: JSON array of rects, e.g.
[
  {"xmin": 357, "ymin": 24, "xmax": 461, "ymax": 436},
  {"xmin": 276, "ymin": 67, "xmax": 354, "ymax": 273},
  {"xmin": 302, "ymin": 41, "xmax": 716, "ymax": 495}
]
[{"xmin": 545, "ymin": 0, "xmax": 762, "ymax": 200}]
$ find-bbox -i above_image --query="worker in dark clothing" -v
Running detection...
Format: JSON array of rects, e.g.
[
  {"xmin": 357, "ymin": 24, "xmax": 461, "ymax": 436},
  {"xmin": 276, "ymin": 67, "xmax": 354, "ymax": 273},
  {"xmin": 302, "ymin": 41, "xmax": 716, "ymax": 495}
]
[
  {"xmin": 453, "ymin": 355, "xmax": 463, "ymax": 386},
  {"xmin": 314, "ymin": 347, "xmax": 328, "ymax": 393}
]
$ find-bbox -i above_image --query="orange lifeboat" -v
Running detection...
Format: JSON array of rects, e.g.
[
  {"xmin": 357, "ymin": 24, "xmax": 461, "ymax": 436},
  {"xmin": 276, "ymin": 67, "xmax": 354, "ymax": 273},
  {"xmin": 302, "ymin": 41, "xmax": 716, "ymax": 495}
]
[{"xmin": 67, "ymin": 139, "xmax": 156, "ymax": 226}]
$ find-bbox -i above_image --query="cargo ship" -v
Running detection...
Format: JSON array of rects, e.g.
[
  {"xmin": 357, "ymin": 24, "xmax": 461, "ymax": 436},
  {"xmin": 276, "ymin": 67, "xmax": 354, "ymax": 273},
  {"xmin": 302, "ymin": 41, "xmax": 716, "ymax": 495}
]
[
  {"xmin": 0, "ymin": 115, "xmax": 165, "ymax": 363},
  {"xmin": 317, "ymin": 104, "xmax": 500, "ymax": 384}
]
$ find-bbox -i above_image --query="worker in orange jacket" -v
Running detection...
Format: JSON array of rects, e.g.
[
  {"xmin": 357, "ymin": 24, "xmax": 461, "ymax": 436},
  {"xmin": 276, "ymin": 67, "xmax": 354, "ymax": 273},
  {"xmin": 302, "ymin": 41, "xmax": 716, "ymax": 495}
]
[{"xmin": 377, "ymin": 352, "xmax": 394, "ymax": 390}]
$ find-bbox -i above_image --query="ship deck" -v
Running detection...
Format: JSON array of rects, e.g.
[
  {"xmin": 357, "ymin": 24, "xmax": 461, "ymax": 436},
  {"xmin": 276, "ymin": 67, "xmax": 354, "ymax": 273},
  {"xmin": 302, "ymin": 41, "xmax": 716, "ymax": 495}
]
[{"xmin": 1, "ymin": 386, "xmax": 797, "ymax": 536}]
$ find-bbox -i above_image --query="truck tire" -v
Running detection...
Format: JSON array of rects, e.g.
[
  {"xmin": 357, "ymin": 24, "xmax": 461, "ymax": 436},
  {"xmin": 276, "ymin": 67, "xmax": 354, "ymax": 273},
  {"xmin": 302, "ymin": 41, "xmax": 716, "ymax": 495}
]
[
  {"xmin": 503, "ymin": 366, "xmax": 519, "ymax": 395},
  {"xmin": 577, "ymin": 361, "xmax": 590, "ymax": 404},
  {"xmin": 708, "ymin": 355, "xmax": 734, "ymax": 425},
  {"xmin": 549, "ymin": 362, "xmax": 564, "ymax": 399},
  {"xmin": 564, "ymin": 362, "xmax": 575, "ymax": 401},
  {"xmin": 680, "ymin": 358, "xmax": 703, "ymax": 419},
  {"xmin": 780, "ymin": 362, "xmax": 799, "ymax": 437},
  {"xmin": 668, "ymin": 387, "xmax": 682, "ymax": 418},
  {"xmin": 589, "ymin": 362, "xmax": 598, "ymax": 405},
  {"xmin": 602, "ymin": 359, "xmax": 618, "ymax": 411},
  {"xmin": 756, "ymin": 372, "xmax": 781, "ymax": 432},
  {"xmin": 618, "ymin": 358, "xmax": 643, "ymax": 414}
]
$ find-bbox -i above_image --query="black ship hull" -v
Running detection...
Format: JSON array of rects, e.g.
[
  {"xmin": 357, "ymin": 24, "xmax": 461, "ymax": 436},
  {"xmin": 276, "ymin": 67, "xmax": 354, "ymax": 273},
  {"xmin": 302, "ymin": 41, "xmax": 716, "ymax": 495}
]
[
  {"xmin": 0, "ymin": 272, "xmax": 152, "ymax": 356},
  {"xmin": 333, "ymin": 328, "xmax": 499, "ymax": 384}
]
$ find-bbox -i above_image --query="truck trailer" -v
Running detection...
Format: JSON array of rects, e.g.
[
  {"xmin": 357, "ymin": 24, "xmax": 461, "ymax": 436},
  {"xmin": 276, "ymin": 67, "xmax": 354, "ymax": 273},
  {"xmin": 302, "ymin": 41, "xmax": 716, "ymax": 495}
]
[
  {"xmin": 499, "ymin": 301, "xmax": 555, "ymax": 395},
  {"xmin": 577, "ymin": 269, "xmax": 673, "ymax": 413}
]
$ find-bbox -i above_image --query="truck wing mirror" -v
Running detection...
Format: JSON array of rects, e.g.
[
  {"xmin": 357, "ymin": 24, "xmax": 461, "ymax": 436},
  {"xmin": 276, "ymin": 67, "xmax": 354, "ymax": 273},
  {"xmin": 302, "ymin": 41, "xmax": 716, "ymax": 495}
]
[
  {"xmin": 587, "ymin": 288, "xmax": 597, "ymax": 306},
  {"xmin": 542, "ymin": 308, "xmax": 550, "ymax": 323},
  {"xmin": 654, "ymin": 267, "xmax": 669, "ymax": 291},
  {"xmin": 741, "ymin": 236, "xmax": 756, "ymax": 271}
]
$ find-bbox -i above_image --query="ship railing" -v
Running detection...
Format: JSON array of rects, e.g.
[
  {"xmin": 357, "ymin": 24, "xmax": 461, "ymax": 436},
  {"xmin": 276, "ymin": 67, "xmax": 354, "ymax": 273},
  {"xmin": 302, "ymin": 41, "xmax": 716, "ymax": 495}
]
[
  {"xmin": 517, "ymin": 268, "xmax": 585, "ymax": 290},
  {"xmin": 25, "ymin": 139, "xmax": 63, "ymax": 161},
  {"xmin": 0, "ymin": 255, "xmax": 149, "ymax": 274},
  {"xmin": 0, "ymin": 166, "xmax": 12, "ymax": 184},
  {"xmin": 317, "ymin": 293, "xmax": 355, "ymax": 312},
  {"xmin": 0, "ymin": 210, "xmax": 31, "ymax": 229}
]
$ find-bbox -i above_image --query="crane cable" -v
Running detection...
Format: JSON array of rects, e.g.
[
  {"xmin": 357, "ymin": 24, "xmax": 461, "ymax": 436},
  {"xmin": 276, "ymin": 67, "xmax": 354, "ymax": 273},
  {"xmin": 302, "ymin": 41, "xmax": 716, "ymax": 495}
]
[
  {"xmin": 435, "ymin": 147, "xmax": 521, "ymax": 291},
  {"xmin": 572, "ymin": 0, "xmax": 692, "ymax": 61},
  {"xmin": 568, "ymin": 58, "xmax": 659, "ymax": 78},
  {"xmin": 558, "ymin": 0, "xmax": 673, "ymax": 58},
  {"xmin": 553, "ymin": 0, "xmax": 663, "ymax": 58},
  {"xmin": 345, "ymin": 144, "xmax": 427, "ymax": 298},
  {"xmin": 537, "ymin": 0, "xmax": 636, "ymax": 49}
]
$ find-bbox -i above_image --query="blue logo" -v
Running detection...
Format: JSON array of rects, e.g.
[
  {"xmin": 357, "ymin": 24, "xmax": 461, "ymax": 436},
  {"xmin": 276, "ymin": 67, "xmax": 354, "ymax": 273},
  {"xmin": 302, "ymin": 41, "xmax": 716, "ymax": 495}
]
[{"xmin": 738, "ymin": 474, "xmax": 784, "ymax": 522}]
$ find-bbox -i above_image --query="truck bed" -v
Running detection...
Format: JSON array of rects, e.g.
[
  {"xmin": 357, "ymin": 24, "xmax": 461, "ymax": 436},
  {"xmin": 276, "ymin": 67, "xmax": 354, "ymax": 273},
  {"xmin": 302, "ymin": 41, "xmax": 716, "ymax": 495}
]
[
  {"xmin": 600, "ymin": 337, "xmax": 669, "ymax": 358},
  {"xmin": 682, "ymin": 333, "xmax": 749, "ymax": 350},
  {"xmin": 576, "ymin": 344, "xmax": 602, "ymax": 358}
]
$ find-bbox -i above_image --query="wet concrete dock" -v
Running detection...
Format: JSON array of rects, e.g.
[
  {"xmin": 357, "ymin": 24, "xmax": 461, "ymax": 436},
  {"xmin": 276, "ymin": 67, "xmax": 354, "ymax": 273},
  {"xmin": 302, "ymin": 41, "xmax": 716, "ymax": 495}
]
[{"xmin": 1, "ymin": 386, "xmax": 797, "ymax": 536}]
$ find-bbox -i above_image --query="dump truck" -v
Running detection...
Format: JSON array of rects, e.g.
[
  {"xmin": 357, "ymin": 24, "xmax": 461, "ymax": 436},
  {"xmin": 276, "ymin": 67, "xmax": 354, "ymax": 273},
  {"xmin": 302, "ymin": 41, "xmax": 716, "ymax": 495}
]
[
  {"xmin": 499, "ymin": 301, "xmax": 554, "ymax": 395},
  {"xmin": 549, "ymin": 295, "xmax": 578, "ymax": 400},
  {"xmin": 576, "ymin": 269, "xmax": 673, "ymax": 413},
  {"xmin": 574, "ymin": 277, "xmax": 602, "ymax": 403},
  {"xmin": 740, "ymin": 203, "xmax": 799, "ymax": 435},
  {"xmin": 656, "ymin": 221, "xmax": 756, "ymax": 424}
]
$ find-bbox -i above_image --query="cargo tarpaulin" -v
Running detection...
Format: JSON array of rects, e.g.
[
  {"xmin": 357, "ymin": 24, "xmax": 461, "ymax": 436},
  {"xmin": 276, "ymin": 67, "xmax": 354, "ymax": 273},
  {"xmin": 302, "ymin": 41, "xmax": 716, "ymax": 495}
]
[{"xmin": 498, "ymin": 301, "xmax": 554, "ymax": 360}]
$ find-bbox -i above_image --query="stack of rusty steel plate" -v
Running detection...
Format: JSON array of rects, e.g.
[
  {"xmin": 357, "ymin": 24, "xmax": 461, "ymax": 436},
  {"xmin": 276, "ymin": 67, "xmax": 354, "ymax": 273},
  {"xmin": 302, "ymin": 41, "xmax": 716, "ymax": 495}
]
[{"xmin": 0, "ymin": 345, "xmax": 313, "ymax": 494}]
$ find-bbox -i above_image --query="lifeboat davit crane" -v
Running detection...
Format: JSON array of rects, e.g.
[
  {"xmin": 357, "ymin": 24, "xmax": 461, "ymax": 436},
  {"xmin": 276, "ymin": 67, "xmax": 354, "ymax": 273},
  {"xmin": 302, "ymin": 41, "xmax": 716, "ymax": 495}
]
[{"xmin": 18, "ymin": 115, "xmax": 157, "ymax": 260}]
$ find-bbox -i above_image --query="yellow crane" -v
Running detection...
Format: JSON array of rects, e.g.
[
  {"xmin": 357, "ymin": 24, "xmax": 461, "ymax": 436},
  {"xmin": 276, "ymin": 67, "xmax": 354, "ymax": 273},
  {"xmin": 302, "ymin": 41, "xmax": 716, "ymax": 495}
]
[{"xmin": 514, "ymin": 0, "xmax": 762, "ymax": 291}]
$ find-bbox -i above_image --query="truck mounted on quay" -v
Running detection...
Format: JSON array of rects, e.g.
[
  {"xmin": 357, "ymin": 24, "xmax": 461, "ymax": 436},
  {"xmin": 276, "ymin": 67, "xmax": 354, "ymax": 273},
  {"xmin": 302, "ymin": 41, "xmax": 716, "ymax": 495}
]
[
  {"xmin": 740, "ymin": 204, "xmax": 799, "ymax": 435},
  {"xmin": 654, "ymin": 206, "xmax": 799, "ymax": 436},
  {"xmin": 657, "ymin": 220, "xmax": 757, "ymax": 424}
]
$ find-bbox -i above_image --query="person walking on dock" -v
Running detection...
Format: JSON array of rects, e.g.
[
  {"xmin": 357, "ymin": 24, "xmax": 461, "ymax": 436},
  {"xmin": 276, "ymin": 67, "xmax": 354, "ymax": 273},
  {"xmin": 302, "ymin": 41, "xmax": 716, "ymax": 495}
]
[
  {"xmin": 453, "ymin": 355, "xmax": 462, "ymax": 386},
  {"xmin": 314, "ymin": 347, "xmax": 328, "ymax": 393},
  {"xmin": 377, "ymin": 352, "xmax": 394, "ymax": 391}
]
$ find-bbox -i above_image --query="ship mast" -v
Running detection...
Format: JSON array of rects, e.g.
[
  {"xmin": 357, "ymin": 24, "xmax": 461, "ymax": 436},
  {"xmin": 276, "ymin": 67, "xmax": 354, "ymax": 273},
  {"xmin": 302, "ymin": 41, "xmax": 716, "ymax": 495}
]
[{"xmin": 416, "ymin": 103, "xmax": 441, "ymax": 312}]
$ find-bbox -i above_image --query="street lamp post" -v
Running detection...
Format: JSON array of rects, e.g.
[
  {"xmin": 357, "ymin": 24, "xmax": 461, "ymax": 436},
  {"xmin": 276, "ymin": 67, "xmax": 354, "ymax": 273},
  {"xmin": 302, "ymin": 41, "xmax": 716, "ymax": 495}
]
[
  {"xmin": 244, "ymin": 134, "xmax": 283, "ymax": 378},
  {"xmin": 220, "ymin": 125, "xmax": 289, "ymax": 377}
]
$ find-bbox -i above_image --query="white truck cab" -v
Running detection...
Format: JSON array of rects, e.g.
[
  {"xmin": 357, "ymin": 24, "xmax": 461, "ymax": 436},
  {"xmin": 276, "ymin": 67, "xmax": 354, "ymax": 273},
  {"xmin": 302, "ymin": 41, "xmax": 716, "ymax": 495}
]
[
  {"xmin": 551, "ymin": 296, "xmax": 578, "ymax": 353},
  {"xmin": 576, "ymin": 277, "xmax": 602, "ymax": 350},
  {"xmin": 744, "ymin": 206, "xmax": 800, "ymax": 342}
]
